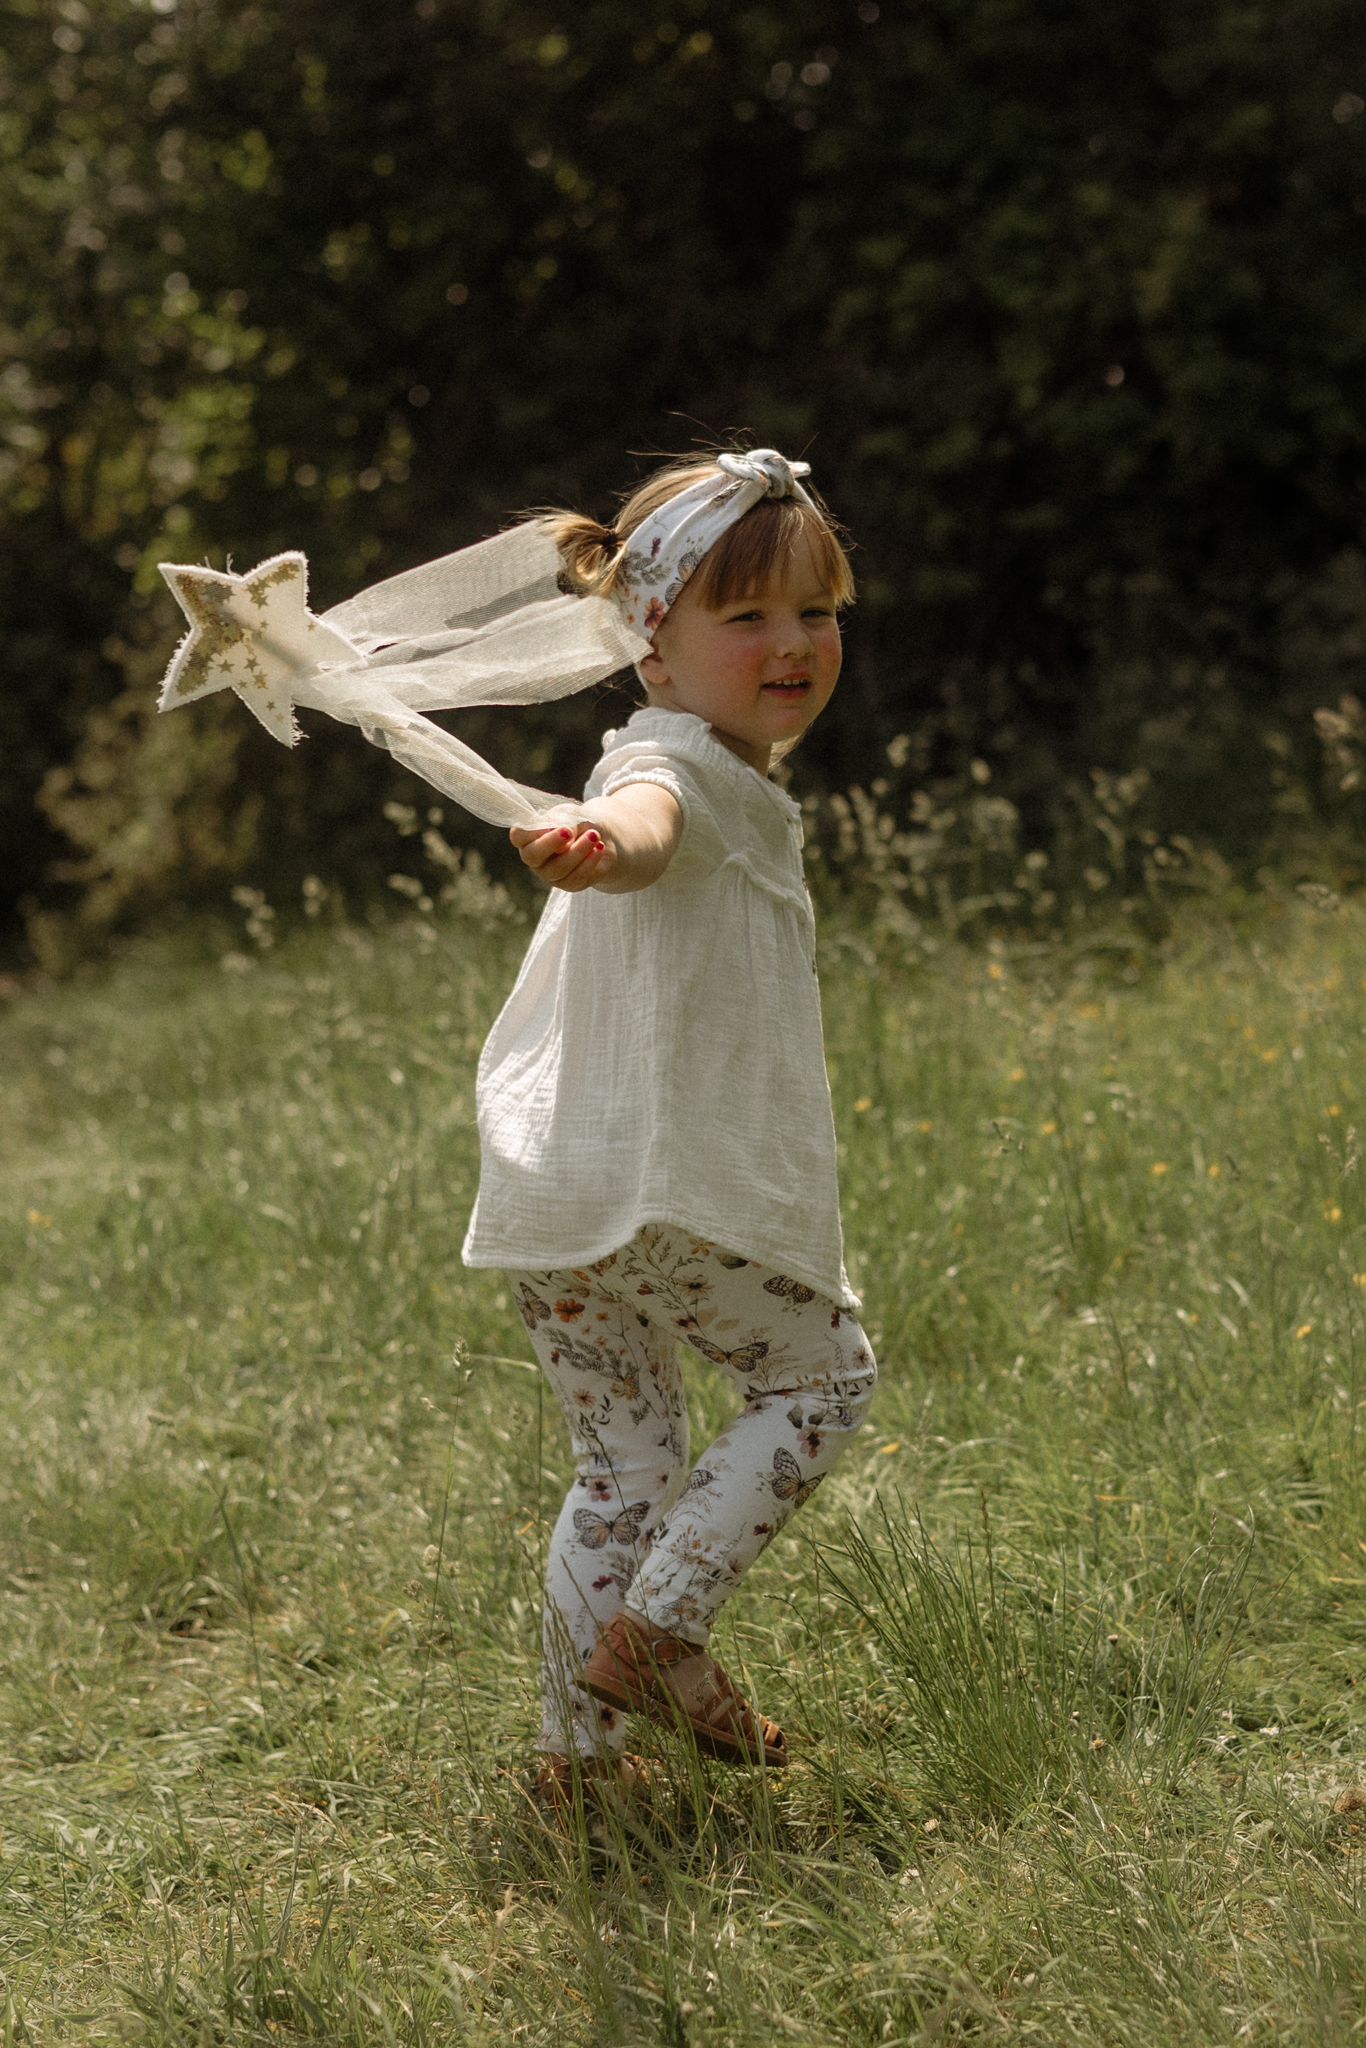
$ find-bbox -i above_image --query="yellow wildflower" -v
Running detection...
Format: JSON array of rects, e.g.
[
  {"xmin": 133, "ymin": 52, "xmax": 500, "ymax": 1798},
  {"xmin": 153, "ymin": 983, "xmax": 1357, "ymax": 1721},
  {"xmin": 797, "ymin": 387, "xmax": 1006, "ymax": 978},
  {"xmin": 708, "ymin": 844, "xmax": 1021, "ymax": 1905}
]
[
  {"xmin": 1151, "ymin": 1162, "xmax": 1169, "ymax": 1178},
  {"xmin": 853, "ymin": 1096, "xmax": 873, "ymax": 1113},
  {"xmin": 1295, "ymin": 1323, "xmax": 1314, "ymax": 1340}
]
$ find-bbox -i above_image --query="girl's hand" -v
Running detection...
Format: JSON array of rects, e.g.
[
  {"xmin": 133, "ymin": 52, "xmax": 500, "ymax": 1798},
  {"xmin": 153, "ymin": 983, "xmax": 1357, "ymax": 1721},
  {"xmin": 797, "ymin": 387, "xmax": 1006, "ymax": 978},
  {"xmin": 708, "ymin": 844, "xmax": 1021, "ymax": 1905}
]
[
  {"xmin": 509, "ymin": 819, "xmax": 617, "ymax": 892},
  {"xmin": 510, "ymin": 786, "xmax": 682, "ymax": 894}
]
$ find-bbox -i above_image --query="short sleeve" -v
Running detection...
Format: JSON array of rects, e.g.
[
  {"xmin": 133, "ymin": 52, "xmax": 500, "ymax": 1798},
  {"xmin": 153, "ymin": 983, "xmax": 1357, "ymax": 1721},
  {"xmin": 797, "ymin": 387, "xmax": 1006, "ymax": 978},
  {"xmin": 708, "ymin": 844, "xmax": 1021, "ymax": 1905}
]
[{"xmin": 588, "ymin": 740, "xmax": 728, "ymax": 879}]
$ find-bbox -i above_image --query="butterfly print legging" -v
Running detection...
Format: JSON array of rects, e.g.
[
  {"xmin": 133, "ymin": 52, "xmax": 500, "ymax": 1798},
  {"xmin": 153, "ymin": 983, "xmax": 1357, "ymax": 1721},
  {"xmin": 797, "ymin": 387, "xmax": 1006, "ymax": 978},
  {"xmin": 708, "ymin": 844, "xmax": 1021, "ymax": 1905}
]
[{"xmin": 507, "ymin": 1221, "xmax": 878, "ymax": 1759}]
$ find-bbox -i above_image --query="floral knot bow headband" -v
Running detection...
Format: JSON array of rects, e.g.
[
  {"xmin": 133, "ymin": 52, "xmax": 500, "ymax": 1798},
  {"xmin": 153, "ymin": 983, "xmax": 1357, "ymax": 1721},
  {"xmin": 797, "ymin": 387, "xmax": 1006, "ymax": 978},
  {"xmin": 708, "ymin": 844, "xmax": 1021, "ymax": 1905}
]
[{"xmin": 615, "ymin": 448, "xmax": 817, "ymax": 636}]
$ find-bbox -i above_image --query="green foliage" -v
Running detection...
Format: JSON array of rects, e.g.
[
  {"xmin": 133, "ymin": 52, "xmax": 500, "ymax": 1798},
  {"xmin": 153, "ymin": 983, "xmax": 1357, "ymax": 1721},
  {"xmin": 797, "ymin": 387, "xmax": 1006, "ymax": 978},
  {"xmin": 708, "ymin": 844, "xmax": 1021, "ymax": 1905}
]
[{"xmin": 4, "ymin": 0, "xmax": 1366, "ymax": 961}]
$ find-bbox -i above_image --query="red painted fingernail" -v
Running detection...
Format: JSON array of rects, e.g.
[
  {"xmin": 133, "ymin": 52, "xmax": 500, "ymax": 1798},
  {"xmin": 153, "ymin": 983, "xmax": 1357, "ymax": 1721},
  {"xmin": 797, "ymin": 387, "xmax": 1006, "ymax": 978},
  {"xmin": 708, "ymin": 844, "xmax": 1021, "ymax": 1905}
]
[{"xmin": 559, "ymin": 828, "xmax": 572, "ymax": 841}]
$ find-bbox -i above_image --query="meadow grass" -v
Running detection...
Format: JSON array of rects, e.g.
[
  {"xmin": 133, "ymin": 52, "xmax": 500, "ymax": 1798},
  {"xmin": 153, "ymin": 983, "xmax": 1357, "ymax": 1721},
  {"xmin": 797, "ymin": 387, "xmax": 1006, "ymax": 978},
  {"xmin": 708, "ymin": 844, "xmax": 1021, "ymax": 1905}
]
[{"xmin": 1, "ymin": 883, "xmax": 1362, "ymax": 2045}]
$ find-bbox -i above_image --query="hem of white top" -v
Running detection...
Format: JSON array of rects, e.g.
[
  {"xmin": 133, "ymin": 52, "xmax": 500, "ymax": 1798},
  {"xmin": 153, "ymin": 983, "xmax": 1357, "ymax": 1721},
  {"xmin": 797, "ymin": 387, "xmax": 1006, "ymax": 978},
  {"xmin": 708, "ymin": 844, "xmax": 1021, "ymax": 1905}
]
[{"xmin": 461, "ymin": 1208, "xmax": 862, "ymax": 1314}]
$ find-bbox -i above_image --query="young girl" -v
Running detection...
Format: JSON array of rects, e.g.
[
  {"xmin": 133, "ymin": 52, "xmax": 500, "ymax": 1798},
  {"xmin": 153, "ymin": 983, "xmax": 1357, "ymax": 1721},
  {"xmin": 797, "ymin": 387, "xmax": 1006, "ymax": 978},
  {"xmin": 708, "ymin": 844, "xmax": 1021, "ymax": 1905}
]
[
  {"xmin": 458, "ymin": 449, "xmax": 879, "ymax": 1814},
  {"xmin": 156, "ymin": 441, "xmax": 878, "ymax": 1821}
]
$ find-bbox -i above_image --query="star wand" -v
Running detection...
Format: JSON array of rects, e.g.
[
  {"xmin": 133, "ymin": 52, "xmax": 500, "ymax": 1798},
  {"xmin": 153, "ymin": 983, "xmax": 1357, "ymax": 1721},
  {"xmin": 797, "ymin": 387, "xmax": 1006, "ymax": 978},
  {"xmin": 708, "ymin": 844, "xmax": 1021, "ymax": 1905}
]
[
  {"xmin": 159, "ymin": 552, "xmax": 356, "ymax": 746},
  {"xmin": 157, "ymin": 529, "xmax": 649, "ymax": 829}
]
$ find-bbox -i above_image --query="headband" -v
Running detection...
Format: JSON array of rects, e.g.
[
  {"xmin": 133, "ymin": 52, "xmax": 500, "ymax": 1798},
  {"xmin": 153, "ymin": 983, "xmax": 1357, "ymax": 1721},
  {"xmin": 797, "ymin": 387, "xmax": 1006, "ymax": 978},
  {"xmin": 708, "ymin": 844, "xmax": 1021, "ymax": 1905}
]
[
  {"xmin": 614, "ymin": 448, "xmax": 817, "ymax": 634},
  {"xmin": 156, "ymin": 446, "xmax": 819, "ymax": 830}
]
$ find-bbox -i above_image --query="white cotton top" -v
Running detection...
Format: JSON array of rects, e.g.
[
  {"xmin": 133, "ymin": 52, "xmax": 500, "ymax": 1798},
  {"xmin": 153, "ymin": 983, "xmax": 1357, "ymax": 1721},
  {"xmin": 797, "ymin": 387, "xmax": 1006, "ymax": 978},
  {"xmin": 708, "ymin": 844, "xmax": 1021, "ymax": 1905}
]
[{"xmin": 461, "ymin": 707, "xmax": 860, "ymax": 1310}]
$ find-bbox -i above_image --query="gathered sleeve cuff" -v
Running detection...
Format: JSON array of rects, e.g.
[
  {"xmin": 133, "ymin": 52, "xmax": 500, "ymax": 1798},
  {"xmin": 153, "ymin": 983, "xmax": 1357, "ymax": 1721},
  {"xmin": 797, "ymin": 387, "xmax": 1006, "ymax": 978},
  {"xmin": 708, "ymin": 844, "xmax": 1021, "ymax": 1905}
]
[{"xmin": 591, "ymin": 745, "xmax": 728, "ymax": 879}]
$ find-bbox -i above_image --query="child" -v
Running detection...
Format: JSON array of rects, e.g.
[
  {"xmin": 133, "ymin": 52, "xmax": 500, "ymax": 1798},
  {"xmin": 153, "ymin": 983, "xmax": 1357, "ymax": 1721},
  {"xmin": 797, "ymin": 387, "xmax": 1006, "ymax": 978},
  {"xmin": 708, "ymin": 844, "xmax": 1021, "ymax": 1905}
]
[
  {"xmin": 155, "ymin": 442, "xmax": 878, "ymax": 1822},
  {"xmin": 458, "ymin": 449, "xmax": 879, "ymax": 1815}
]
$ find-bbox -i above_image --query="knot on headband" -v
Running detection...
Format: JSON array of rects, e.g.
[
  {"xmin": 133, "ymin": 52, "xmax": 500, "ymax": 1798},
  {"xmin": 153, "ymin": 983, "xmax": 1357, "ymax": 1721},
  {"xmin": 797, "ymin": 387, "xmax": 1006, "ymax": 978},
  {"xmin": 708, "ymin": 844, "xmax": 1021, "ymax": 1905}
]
[
  {"xmin": 716, "ymin": 448, "xmax": 812, "ymax": 498},
  {"xmin": 615, "ymin": 447, "xmax": 819, "ymax": 636}
]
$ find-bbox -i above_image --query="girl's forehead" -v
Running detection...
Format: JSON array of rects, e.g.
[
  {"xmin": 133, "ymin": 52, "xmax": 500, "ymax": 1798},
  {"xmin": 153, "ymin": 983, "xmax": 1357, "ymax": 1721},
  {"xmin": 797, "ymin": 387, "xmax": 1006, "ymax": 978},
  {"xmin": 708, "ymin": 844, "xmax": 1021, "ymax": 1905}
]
[
  {"xmin": 705, "ymin": 575, "xmax": 835, "ymax": 609},
  {"xmin": 697, "ymin": 534, "xmax": 838, "ymax": 610}
]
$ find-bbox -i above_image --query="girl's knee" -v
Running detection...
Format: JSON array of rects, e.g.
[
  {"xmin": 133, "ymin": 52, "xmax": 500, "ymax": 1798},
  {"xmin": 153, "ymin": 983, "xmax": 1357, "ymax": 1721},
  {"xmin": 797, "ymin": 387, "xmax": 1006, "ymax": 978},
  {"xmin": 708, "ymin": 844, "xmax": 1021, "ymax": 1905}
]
[
  {"xmin": 841, "ymin": 1363, "xmax": 878, "ymax": 1436},
  {"xmin": 848, "ymin": 1347, "xmax": 878, "ymax": 1424},
  {"xmin": 828, "ymin": 1320, "xmax": 878, "ymax": 1413},
  {"xmin": 775, "ymin": 1325, "xmax": 877, "ymax": 1438}
]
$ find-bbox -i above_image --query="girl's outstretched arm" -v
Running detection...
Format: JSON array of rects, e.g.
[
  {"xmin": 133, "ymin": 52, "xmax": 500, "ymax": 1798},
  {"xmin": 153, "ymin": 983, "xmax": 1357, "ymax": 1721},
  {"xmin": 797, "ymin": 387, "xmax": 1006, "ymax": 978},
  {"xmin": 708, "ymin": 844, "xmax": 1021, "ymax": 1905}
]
[{"xmin": 509, "ymin": 784, "xmax": 683, "ymax": 895}]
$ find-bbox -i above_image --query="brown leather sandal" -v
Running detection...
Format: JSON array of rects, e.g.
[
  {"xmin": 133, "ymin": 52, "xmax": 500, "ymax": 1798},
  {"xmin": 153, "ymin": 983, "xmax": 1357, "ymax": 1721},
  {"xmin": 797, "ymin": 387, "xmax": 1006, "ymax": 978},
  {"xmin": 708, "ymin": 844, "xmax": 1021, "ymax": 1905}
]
[
  {"xmin": 532, "ymin": 1749, "xmax": 655, "ymax": 1824},
  {"xmin": 579, "ymin": 1612, "xmax": 788, "ymax": 1768}
]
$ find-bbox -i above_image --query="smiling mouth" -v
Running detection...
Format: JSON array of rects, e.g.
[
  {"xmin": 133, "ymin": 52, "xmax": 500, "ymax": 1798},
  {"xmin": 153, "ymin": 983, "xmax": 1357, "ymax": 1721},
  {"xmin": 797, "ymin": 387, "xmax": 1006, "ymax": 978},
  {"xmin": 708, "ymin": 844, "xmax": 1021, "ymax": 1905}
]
[{"xmin": 761, "ymin": 679, "xmax": 812, "ymax": 697}]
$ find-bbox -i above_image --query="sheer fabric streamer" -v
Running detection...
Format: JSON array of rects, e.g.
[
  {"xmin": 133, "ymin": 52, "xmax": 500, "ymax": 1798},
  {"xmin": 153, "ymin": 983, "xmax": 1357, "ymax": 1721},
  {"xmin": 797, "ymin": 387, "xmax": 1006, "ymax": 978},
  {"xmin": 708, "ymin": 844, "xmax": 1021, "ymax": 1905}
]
[{"xmin": 157, "ymin": 522, "xmax": 651, "ymax": 829}]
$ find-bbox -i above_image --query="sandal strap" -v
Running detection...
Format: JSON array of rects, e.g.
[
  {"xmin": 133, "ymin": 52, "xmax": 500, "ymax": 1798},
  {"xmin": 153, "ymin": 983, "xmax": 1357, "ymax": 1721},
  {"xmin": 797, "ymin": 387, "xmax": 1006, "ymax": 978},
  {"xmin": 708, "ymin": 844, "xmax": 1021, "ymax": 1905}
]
[
  {"xmin": 534, "ymin": 1750, "xmax": 653, "ymax": 1803},
  {"xmin": 588, "ymin": 1613, "xmax": 787, "ymax": 1760},
  {"xmin": 696, "ymin": 1658, "xmax": 768, "ymax": 1747},
  {"xmin": 628, "ymin": 1614, "xmax": 696, "ymax": 1661},
  {"xmin": 600, "ymin": 1611, "xmax": 699, "ymax": 1672}
]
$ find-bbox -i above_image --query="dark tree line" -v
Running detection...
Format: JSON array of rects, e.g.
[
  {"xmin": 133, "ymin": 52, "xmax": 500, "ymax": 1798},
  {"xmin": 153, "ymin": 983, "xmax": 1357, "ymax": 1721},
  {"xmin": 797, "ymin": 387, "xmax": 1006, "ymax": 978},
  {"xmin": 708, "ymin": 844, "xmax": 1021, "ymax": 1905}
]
[{"xmin": 3, "ymin": 0, "xmax": 1364, "ymax": 962}]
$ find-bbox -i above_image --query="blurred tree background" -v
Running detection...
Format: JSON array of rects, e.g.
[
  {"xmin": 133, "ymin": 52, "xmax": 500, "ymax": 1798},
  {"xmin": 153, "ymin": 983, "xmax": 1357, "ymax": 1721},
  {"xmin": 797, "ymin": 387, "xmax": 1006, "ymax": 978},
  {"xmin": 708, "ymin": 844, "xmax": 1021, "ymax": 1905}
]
[{"xmin": 2, "ymin": 0, "xmax": 1364, "ymax": 966}]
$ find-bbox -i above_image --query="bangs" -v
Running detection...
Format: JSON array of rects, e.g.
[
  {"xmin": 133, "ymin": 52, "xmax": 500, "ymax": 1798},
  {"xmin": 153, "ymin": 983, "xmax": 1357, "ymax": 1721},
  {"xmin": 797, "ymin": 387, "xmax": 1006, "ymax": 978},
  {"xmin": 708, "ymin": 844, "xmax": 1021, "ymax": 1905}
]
[{"xmin": 690, "ymin": 497, "xmax": 856, "ymax": 610}]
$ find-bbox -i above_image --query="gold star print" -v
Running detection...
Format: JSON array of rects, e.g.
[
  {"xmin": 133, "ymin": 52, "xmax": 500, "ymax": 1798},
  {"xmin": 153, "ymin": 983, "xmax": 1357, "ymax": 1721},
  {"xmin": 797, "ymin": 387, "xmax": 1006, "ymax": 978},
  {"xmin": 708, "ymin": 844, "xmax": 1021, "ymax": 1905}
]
[{"xmin": 157, "ymin": 552, "xmax": 361, "ymax": 746}]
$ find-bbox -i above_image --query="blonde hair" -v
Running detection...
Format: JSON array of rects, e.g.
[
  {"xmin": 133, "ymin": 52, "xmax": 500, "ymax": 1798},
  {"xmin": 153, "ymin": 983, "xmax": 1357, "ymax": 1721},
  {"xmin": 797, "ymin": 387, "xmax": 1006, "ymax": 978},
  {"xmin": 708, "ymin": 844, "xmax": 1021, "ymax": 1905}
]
[{"xmin": 543, "ymin": 453, "xmax": 856, "ymax": 614}]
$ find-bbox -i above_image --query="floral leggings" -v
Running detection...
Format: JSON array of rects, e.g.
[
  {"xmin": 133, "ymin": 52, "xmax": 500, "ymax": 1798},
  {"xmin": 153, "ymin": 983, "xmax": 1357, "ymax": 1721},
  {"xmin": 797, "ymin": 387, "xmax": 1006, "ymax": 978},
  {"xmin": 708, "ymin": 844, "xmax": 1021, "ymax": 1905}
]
[{"xmin": 508, "ymin": 1221, "xmax": 878, "ymax": 1758}]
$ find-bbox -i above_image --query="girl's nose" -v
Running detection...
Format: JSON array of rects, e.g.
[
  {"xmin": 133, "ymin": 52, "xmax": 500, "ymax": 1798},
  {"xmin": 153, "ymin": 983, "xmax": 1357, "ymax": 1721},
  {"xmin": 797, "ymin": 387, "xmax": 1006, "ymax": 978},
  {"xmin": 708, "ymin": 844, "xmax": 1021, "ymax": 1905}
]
[{"xmin": 774, "ymin": 613, "xmax": 813, "ymax": 657}]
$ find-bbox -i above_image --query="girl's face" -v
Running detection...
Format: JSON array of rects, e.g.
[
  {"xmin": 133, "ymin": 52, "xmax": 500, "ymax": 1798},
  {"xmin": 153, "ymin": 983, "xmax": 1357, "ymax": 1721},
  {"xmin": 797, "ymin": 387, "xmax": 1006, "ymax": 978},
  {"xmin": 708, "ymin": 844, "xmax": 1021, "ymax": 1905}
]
[{"xmin": 638, "ymin": 531, "xmax": 843, "ymax": 774}]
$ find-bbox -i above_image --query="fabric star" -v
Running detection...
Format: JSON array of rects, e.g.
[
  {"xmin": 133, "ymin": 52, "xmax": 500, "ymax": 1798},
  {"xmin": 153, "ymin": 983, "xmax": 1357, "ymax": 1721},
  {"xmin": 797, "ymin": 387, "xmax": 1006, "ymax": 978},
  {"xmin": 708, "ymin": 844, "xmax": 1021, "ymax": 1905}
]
[{"xmin": 158, "ymin": 552, "xmax": 360, "ymax": 745}]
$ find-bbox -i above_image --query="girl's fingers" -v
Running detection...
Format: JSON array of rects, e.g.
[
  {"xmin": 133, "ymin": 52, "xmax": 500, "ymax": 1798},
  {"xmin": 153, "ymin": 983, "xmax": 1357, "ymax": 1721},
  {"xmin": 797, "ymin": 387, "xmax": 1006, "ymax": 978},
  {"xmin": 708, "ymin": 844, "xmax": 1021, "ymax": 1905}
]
[
  {"xmin": 554, "ymin": 828, "xmax": 607, "ymax": 886},
  {"xmin": 512, "ymin": 824, "xmax": 576, "ymax": 868},
  {"xmin": 528, "ymin": 825, "xmax": 610, "ymax": 890}
]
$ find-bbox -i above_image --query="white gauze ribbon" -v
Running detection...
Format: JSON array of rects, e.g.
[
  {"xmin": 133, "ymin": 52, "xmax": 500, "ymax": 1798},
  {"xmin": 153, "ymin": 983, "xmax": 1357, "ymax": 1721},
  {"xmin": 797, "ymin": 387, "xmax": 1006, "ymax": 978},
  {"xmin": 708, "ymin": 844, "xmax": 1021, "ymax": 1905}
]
[{"xmin": 156, "ymin": 448, "xmax": 814, "ymax": 828}]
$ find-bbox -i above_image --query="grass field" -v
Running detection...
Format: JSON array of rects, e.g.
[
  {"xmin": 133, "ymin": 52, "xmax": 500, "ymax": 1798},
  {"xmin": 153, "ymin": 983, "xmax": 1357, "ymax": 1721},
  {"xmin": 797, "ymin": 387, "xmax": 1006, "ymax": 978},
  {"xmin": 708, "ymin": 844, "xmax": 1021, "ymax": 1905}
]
[{"xmin": 1, "ymin": 881, "xmax": 1362, "ymax": 2045}]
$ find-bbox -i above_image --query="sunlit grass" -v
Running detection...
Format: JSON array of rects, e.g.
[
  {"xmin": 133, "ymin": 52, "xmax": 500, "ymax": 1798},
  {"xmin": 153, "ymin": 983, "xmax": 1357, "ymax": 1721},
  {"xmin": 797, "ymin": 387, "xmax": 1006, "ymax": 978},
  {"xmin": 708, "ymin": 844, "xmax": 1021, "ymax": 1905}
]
[{"xmin": 1, "ymin": 888, "xmax": 1362, "ymax": 2044}]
